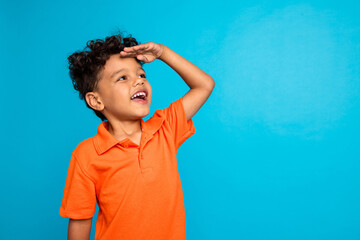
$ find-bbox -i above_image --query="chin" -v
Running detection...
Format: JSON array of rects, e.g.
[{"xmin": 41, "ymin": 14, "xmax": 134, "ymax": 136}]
[{"xmin": 139, "ymin": 108, "xmax": 150, "ymax": 117}]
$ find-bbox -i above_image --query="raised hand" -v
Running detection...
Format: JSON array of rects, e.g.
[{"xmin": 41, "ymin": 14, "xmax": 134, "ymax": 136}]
[{"xmin": 120, "ymin": 42, "xmax": 165, "ymax": 63}]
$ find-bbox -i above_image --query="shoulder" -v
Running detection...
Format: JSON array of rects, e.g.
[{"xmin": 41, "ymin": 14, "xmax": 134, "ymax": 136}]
[
  {"xmin": 157, "ymin": 98, "xmax": 183, "ymax": 119},
  {"xmin": 71, "ymin": 137, "xmax": 98, "ymax": 166},
  {"xmin": 163, "ymin": 98, "xmax": 183, "ymax": 111},
  {"xmin": 73, "ymin": 137, "xmax": 94, "ymax": 154}
]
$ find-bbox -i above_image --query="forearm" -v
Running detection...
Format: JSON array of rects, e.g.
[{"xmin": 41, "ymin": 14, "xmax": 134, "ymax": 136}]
[{"xmin": 159, "ymin": 45, "xmax": 215, "ymax": 90}]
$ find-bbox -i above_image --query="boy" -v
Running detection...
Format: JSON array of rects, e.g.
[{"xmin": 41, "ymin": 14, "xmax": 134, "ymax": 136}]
[{"xmin": 59, "ymin": 32, "xmax": 215, "ymax": 240}]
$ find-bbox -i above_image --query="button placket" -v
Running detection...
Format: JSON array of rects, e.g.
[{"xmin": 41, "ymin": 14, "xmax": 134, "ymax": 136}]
[{"xmin": 138, "ymin": 133, "xmax": 151, "ymax": 171}]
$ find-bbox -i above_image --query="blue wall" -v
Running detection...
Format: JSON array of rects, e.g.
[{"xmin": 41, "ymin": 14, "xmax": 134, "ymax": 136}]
[{"xmin": 1, "ymin": 0, "xmax": 359, "ymax": 239}]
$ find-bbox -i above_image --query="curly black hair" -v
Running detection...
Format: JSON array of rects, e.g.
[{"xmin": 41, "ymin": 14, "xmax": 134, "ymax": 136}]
[{"xmin": 68, "ymin": 31, "xmax": 144, "ymax": 121}]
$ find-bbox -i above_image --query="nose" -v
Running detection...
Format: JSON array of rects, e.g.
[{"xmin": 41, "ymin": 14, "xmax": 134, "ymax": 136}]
[{"xmin": 133, "ymin": 76, "xmax": 145, "ymax": 86}]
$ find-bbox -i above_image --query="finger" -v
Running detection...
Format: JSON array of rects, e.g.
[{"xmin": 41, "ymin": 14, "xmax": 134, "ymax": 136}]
[
  {"xmin": 134, "ymin": 44, "xmax": 147, "ymax": 49},
  {"xmin": 123, "ymin": 45, "xmax": 140, "ymax": 51},
  {"xmin": 124, "ymin": 43, "xmax": 151, "ymax": 54},
  {"xmin": 143, "ymin": 55, "xmax": 149, "ymax": 62},
  {"xmin": 120, "ymin": 50, "xmax": 131, "ymax": 56},
  {"xmin": 133, "ymin": 43, "xmax": 151, "ymax": 51},
  {"xmin": 123, "ymin": 47, "xmax": 136, "ymax": 52},
  {"xmin": 123, "ymin": 47, "xmax": 142, "ymax": 54},
  {"xmin": 120, "ymin": 51, "xmax": 136, "ymax": 58},
  {"xmin": 138, "ymin": 55, "xmax": 150, "ymax": 62},
  {"xmin": 120, "ymin": 51, "xmax": 128, "ymax": 57}
]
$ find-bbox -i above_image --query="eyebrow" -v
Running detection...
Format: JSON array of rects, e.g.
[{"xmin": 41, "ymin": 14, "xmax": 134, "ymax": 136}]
[{"xmin": 110, "ymin": 67, "xmax": 145, "ymax": 78}]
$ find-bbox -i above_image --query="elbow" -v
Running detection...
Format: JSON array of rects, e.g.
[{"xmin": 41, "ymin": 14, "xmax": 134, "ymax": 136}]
[
  {"xmin": 206, "ymin": 77, "xmax": 215, "ymax": 92},
  {"xmin": 211, "ymin": 78, "xmax": 215, "ymax": 89}
]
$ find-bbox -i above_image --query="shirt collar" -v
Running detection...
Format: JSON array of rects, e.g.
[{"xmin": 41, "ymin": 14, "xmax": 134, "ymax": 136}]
[{"xmin": 93, "ymin": 110, "xmax": 165, "ymax": 155}]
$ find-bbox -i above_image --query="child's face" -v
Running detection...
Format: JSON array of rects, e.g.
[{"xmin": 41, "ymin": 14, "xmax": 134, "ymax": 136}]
[{"xmin": 93, "ymin": 53, "xmax": 152, "ymax": 121}]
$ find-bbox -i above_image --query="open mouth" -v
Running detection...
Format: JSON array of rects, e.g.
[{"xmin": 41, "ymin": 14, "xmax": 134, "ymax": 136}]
[{"xmin": 130, "ymin": 91, "xmax": 148, "ymax": 104}]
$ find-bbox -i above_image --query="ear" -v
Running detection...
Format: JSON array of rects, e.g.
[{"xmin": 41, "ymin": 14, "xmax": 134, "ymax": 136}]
[{"xmin": 85, "ymin": 92, "xmax": 104, "ymax": 111}]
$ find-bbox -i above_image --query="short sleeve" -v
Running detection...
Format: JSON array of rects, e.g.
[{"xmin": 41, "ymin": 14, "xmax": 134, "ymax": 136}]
[
  {"xmin": 59, "ymin": 154, "xmax": 97, "ymax": 219},
  {"xmin": 162, "ymin": 97, "xmax": 196, "ymax": 149}
]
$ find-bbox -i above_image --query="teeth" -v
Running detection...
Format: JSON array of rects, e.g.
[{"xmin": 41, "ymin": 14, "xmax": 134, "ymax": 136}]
[{"xmin": 131, "ymin": 91, "xmax": 146, "ymax": 100}]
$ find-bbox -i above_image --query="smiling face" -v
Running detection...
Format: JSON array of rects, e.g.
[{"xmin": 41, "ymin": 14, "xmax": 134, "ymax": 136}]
[{"xmin": 88, "ymin": 54, "xmax": 152, "ymax": 122}]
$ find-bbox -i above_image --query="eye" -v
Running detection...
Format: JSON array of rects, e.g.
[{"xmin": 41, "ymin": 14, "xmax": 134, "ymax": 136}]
[
  {"xmin": 118, "ymin": 75, "xmax": 126, "ymax": 81},
  {"xmin": 139, "ymin": 73, "xmax": 146, "ymax": 78}
]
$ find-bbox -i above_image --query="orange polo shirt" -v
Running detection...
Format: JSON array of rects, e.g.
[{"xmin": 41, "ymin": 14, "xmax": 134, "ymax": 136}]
[{"xmin": 59, "ymin": 97, "xmax": 196, "ymax": 240}]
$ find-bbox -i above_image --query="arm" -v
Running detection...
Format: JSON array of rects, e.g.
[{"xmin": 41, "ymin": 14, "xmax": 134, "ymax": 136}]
[
  {"xmin": 68, "ymin": 218, "xmax": 92, "ymax": 240},
  {"xmin": 158, "ymin": 45, "xmax": 215, "ymax": 121},
  {"xmin": 121, "ymin": 42, "xmax": 215, "ymax": 121}
]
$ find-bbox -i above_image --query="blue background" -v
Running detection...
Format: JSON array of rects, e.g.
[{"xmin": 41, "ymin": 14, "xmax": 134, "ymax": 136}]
[{"xmin": 1, "ymin": 0, "xmax": 359, "ymax": 239}]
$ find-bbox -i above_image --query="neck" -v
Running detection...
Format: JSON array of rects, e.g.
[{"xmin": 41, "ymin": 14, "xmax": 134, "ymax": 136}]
[{"xmin": 107, "ymin": 119, "xmax": 142, "ymax": 139}]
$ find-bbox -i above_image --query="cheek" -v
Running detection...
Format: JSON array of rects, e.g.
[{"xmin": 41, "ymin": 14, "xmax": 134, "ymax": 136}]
[
  {"xmin": 146, "ymin": 83, "xmax": 152, "ymax": 96},
  {"xmin": 102, "ymin": 89, "xmax": 126, "ymax": 106},
  {"xmin": 113, "ymin": 86, "xmax": 129, "ymax": 99}
]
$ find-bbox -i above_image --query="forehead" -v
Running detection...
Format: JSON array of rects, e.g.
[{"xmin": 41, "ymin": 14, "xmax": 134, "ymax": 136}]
[{"xmin": 102, "ymin": 54, "xmax": 142, "ymax": 77}]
